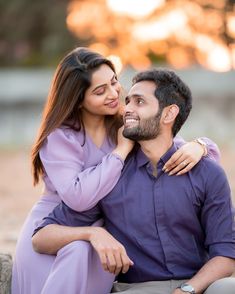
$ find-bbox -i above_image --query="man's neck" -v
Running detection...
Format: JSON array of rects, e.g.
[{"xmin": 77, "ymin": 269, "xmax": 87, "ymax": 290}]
[{"xmin": 139, "ymin": 133, "xmax": 173, "ymax": 167}]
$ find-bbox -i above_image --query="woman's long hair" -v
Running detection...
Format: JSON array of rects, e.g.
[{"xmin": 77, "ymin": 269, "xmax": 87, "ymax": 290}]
[{"xmin": 32, "ymin": 47, "xmax": 122, "ymax": 185}]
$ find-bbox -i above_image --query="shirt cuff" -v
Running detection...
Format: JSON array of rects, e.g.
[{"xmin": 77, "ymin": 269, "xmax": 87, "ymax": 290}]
[{"xmin": 209, "ymin": 242, "xmax": 235, "ymax": 259}]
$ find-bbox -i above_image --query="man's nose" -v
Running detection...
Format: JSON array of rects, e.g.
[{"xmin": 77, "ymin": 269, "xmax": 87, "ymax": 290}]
[{"xmin": 124, "ymin": 102, "xmax": 134, "ymax": 113}]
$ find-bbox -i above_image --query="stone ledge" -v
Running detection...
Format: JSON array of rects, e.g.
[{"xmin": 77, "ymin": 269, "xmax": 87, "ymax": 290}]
[{"xmin": 0, "ymin": 254, "xmax": 12, "ymax": 294}]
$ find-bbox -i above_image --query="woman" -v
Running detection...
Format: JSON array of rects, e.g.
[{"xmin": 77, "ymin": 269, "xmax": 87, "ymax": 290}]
[{"xmin": 12, "ymin": 47, "xmax": 219, "ymax": 294}]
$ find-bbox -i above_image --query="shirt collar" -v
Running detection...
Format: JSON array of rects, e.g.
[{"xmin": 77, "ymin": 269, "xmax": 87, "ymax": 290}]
[{"xmin": 136, "ymin": 142, "xmax": 178, "ymax": 168}]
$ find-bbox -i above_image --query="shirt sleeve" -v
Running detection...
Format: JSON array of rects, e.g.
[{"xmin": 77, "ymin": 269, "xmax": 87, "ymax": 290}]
[
  {"xmin": 33, "ymin": 202, "xmax": 102, "ymax": 236},
  {"xmin": 201, "ymin": 162, "xmax": 235, "ymax": 259},
  {"xmin": 173, "ymin": 135, "xmax": 220, "ymax": 162},
  {"xmin": 39, "ymin": 128, "xmax": 124, "ymax": 212}
]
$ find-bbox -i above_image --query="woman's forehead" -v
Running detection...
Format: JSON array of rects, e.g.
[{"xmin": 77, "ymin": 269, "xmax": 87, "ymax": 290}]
[{"xmin": 91, "ymin": 64, "xmax": 115, "ymax": 86}]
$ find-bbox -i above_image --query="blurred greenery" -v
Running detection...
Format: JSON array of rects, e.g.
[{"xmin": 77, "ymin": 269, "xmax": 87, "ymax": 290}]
[{"xmin": 0, "ymin": 0, "xmax": 85, "ymax": 67}]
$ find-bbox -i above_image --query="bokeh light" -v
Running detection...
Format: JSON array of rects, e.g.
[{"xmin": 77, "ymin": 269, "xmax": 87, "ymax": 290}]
[{"xmin": 66, "ymin": 0, "xmax": 235, "ymax": 72}]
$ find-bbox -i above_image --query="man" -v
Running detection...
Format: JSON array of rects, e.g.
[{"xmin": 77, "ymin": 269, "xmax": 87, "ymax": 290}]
[{"xmin": 33, "ymin": 69, "xmax": 235, "ymax": 294}]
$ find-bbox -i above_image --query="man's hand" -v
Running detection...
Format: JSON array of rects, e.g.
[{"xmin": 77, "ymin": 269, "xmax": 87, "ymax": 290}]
[{"xmin": 89, "ymin": 227, "xmax": 134, "ymax": 275}]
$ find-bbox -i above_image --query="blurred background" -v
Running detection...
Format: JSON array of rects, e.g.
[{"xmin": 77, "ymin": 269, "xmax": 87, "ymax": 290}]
[{"xmin": 0, "ymin": 0, "xmax": 235, "ymax": 255}]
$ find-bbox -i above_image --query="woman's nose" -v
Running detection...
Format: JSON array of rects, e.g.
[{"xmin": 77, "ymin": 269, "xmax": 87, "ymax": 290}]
[{"xmin": 108, "ymin": 83, "xmax": 120, "ymax": 99}]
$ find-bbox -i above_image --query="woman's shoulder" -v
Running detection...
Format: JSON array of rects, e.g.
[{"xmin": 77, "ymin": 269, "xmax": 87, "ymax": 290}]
[
  {"xmin": 40, "ymin": 126, "xmax": 85, "ymax": 159},
  {"xmin": 47, "ymin": 126, "xmax": 84, "ymax": 146}
]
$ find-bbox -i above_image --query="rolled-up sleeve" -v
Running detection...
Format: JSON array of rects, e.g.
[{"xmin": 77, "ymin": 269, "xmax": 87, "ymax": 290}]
[
  {"xmin": 201, "ymin": 162, "xmax": 235, "ymax": 259},
  {"xmin": 33, "ymin": 202, "xmax": 102, "ymax": 236},
  {"xmin": 39, "ymin": 128, "xmax": 124, "ymax": 211}
]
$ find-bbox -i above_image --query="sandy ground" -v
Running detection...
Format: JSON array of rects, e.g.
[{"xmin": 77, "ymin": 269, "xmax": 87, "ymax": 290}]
[{"xmin": 0, "ymin": 147, "xmax": 235, "ymax": 256}]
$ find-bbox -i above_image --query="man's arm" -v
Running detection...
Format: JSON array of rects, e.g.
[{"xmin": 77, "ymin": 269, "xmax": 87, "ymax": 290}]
[
  {"xmin": 174, "ymin": 161, "xmax": 235, "ymax": 293},
  {"xmin": 32, "ymin": 202, "xmax": 133, "ymax": 275},
  {"xmin": 32, "ymin": 224, "xmax": 96, "ymax": 254},
  {"xmin": 173, "ymin": 256, "xmax": 235, "ymax": 294}
]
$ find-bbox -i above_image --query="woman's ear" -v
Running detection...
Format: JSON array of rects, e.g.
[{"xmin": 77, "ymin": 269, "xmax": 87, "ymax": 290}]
[{"xmin": 162, "ymin": 104, "xmax": 179, "ymax": 124}]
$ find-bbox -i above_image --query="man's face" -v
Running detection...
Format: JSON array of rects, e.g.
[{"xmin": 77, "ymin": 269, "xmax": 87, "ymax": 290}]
[{"xmin": 123, "ymin": 80, "xmax": 162, "ymax": 141}]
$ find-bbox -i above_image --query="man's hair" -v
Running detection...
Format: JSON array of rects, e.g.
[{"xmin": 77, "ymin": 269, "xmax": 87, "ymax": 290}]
[{"xmin": 132, "ymin": 69, "xmax": 192, "ymax": 137}]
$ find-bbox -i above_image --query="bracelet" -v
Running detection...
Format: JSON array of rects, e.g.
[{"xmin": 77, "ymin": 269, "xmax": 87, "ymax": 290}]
[{"xmin": 193, "ymin": 138, "xmax": 207, "ymax": 157}]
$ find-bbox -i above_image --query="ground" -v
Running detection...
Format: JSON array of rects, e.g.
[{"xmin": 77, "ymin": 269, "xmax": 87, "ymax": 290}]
[{"xmin": 0, "ymin": 147, "xmax": 235, "ymax": 256}]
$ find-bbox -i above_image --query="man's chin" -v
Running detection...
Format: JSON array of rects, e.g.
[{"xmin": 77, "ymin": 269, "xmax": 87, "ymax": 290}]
[{"xmin": 123, "ymin": 130, "xmax": 143, "ymax": 141}]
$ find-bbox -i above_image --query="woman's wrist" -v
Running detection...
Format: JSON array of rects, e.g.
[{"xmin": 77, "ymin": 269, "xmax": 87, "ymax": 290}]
[
  {"xmin": 193, "ymin": 138, "xmax": 208, "ymax": 157},
  {"xmin": 112, "ymin": 147, "xmax": 130, "ymax": 160}
]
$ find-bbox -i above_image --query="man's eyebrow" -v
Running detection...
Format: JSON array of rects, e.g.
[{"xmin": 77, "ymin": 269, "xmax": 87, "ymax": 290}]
[
  {"xmin": 92, "ymin": 74, "xmax": 116, "ymax": 92},
  {"xmin": 125, "ymin": 94, "xmax": 145, "ymax": 100}
]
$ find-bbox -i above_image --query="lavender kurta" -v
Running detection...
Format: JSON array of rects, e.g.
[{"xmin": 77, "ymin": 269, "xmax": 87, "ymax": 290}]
[{"xmin": 11, "ymin": 126, "xmax": 220, "ymax": 294}]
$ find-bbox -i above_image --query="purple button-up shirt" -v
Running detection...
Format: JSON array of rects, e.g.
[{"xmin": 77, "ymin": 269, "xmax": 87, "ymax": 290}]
[{"xmin": 35, "ymin": 143, "xmax": 235, "ymax": 283}]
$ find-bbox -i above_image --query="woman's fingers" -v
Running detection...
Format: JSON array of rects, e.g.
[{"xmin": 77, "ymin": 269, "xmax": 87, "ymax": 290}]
[
  {"xmin": 176, "ymin": 162, "xmax": 195, "ymax": 175},
  {"xmin": 166, "ymin": 158, "xmax": 189, "ymax": 175},
  {"xmin": 163, "ymin": 140, "xmax": 206, "ymax": 175},
  {"xmin": 163, "ymin": 151, "xmax": 184, "ymax": 173}
]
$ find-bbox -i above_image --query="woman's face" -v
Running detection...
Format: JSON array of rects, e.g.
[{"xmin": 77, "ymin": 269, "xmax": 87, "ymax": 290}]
[{"xmin": 81, "ymin": 64, "xmax": 121, "ymax": 117}]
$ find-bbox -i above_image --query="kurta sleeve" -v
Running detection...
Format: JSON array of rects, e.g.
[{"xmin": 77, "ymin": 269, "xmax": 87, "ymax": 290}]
[
  {"xmin": 173, "ymin": 135, "xmax": 220, "ymax": 162},
  {"xmin": 39, "ymin": 128, "xmax": 124, "ymax": 212}
]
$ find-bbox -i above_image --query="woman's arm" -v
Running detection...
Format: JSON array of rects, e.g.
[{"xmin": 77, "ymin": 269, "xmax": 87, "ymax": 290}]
[
  {"xmin": 40, "ymin": 128, "xmax": 133, "ymax": 212},
  {"xmin": 163, "ymin": 136, "xmax": 220, "ymax": 175}
]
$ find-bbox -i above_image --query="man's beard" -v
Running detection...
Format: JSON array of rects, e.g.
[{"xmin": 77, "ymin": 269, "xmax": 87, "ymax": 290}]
[{"xmin": 123, "ymin": 111, "xmax": 162, "ymax": 141}]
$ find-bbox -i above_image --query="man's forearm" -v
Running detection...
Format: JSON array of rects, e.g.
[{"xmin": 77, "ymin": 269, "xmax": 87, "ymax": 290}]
[
  {"xmin": 32, "ymin": 224, "xmax": 94, "ymax": 254},
  {"xmin": 181, "ymin": 256, "xmax": 235, "ymax": 293},
  {"xmin": 32, "ymin": 224, "xmax": 133, "ymax": 275}
]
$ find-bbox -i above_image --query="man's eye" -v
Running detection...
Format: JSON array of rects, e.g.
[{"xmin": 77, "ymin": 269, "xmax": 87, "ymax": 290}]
[
  {"xmin": 137, "ymin": 98, "xmax": 144, "ymax": 104},
  {"xmin": 125, "ymin": 98, "xmax": 129, "ymax": 105}
]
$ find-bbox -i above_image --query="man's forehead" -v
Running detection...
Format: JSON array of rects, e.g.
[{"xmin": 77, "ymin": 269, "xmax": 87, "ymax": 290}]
[{"xmin": 128, "ymin": 80, "xmax": 156, "ymax": 97}]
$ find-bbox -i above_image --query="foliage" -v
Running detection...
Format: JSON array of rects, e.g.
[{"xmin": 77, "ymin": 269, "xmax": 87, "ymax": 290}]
[{"xmin": 0, "ymin": 0, "xmax": 82, "ymax": 67}]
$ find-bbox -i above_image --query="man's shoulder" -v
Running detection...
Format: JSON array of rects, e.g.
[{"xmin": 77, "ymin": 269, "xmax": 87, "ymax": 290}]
[{"xmin": 192, "ymin": 157, "xmax": 228, "ymax": 185}]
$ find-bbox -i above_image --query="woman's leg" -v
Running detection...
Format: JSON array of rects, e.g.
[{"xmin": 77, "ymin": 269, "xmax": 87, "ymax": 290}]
[
  {"xmin": 11, "ymin": 199, "xmax": 58, "ymax": 294},
  {"xmin": 41, "ymin": 240, "xmax": 115, "ymax": 294},
  {"xmin": 204, "ymin": 277, "xmax": 235, "ymax": 294}
]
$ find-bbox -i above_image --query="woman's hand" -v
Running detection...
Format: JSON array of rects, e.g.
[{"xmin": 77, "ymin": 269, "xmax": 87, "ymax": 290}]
[
  {"xmin": 112, "ymin": 127, "xmax": 134, "ymax": 160},
  {"xmin": 163, "ymin": 141, "xmax": 206, "ymax": 176},
  {"xmin": 89, "ymin": 227, "xmax": 134, "ymax": 275}
]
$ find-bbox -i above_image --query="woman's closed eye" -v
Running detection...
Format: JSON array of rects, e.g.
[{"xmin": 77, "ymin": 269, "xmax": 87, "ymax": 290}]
[
  {"xmin": 111, "ymin": 76, "xmax": 118, "ymax": 86},
  {"xmin": 95, "ymin": 87, "xmax": 106, "ymax": 95}
]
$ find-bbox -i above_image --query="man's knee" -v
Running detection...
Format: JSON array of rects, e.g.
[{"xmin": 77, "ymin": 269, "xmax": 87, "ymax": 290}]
[{"xmin": 204, "ymin": 277, "xmax": 235, "ymax": 294}]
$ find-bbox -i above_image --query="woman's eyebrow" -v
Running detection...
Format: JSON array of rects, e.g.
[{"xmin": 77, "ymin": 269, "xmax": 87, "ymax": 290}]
[{"xmin": 92, "ymin": 74, "xmax": 116, "ymax": 93}]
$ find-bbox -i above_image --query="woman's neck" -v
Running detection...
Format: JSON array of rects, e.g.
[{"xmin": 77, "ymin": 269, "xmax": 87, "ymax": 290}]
[
  {"xmin": 81, "ymin": 111, "xmax": 106, "ymax": 147},
  {"xmin": 81, "ymin": 111, "xmax": 106, "ymax": 132}
]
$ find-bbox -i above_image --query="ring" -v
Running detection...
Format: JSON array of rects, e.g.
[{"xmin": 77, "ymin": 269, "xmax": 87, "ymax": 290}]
[{"xmin": 181, "ymin": 161, "xmax": 187, "ymax": 166}]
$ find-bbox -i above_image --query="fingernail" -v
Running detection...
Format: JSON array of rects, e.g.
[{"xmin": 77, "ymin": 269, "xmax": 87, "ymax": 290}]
[
  {"xmin": 162, "ymin": 166, "xmax": 166, "ymax": 171},
  {"xmin": 164, "ymin": 168, "xmax": 169, "ymax": 173},
  {"xmin": 168, "ymin": 171, "xmax": 173, "ymax": 176}
]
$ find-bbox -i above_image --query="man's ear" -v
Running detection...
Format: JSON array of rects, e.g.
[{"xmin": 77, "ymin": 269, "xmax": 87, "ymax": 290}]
[{"xmin": 162, "ymin": 104, "xmax": 179, "ymax": 124}]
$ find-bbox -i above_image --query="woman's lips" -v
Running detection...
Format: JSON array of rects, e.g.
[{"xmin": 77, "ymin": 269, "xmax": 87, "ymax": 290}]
[{"xmin": 106, "ymin": 99, "xmax": 119, "ymax": 108}]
